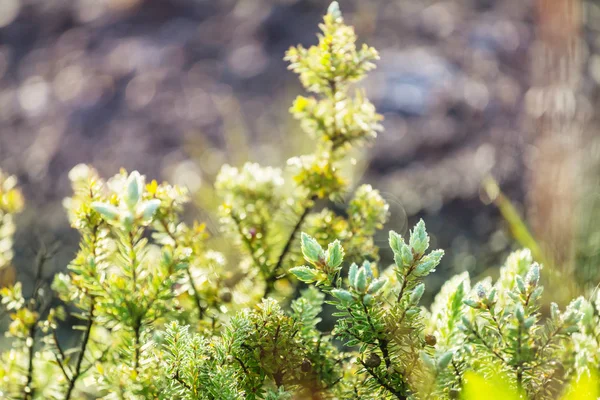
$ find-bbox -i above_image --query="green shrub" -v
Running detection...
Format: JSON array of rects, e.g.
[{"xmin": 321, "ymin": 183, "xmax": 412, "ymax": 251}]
[{"xmin": 0, "ymin": 3, "xmax": 598, "ymax": 399}]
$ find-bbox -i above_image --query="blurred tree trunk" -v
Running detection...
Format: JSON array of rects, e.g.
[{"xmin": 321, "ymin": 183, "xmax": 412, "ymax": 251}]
[{"xmin": 527, "ymin": 0, "xmax": 583, "ymax": 298}]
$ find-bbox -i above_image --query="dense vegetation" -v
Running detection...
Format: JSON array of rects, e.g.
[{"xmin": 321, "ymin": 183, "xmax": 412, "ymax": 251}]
[{"xmin": 0, "ymin": 3, "xmax": 598, "ymax": 399}]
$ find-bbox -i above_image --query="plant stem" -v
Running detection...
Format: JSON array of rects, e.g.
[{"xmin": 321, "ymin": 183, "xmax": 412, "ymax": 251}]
[
  {"xmin": 396, "ymin": 257, "xmax": 420, "ymax": 303},
  {"xmin": 359, "ymin": 359, "xmax": 407, "ymax": 400},
  {"xmin": 64, "ymin": 300, "xmax": 95, "ymax": 400},
  {"xmin": 127, "ymin": 231, "xmax": 141, "ymax": 376},
  {"xmin": 361, "ymin": 302, "xmax": 391, "ymax": 369},
  {"xmin": 185, "ymin": 267, "xmax": 205, "ymax": 319},
  {"xmin": 467, "ymin": 324, "xmax": 506, "ymax": 363},
  {"xmin": 24, "ymin": 247, "xmax": 51, "ymax": 400},
  {"xmin": 264, "ymin": 196, "xmax": 316, "ymax": 297},
  {"xmin": 24, "ymin": 322, "xmax": 37, "ymax": 400},
  {"xmin": 516, "ymin": 321, "xmax": 523, "ymax": 391},
  {"xmin": 51, "ymin": 331, "xmax": 71, "ymax": 382},
  {"xmin": 230, "ymin": 212, "xmax": 266, "ymax": 273},
  {"xmin": 133, "ymin": 321, "xmax": 141, "ymax": 374},
  {"xmin": 158, "ymin": 218, "xmax": 205, "ymax": 319}
]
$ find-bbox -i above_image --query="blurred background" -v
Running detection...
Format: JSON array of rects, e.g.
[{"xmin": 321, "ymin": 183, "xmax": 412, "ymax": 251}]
[{"xmin": 0, "ymin": 0, "xmax": 598, "ymax": 302}]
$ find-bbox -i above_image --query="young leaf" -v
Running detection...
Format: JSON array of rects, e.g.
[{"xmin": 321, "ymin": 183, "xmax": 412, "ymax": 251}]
[
  {"xmin": 409, "ymin": 219, "xmax": 429, "ymax": 255},
  {"xmin": 331, "ymin": 289, "xmax": 354, "ymax": 304},
  {"xmin": 91, "ymin": 202, "xmax": 120, "ymax": 221},
  {"xmin": 290, "ymin": 266, "xmax": 320, "ymax": 283},
  {"xmin": 326, "ymin": 240, "xmax": 344, "ymax": 269},
  {"xmin": 301, "ymin": 232, "xmax": 325, "ymax": 265}
]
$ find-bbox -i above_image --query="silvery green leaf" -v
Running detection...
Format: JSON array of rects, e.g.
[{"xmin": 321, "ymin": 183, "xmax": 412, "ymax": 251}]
[
  {"xmin": 570, "ymin": 296, "xmax": 583, "ymax": 310},
  {"xmin": 367, "ymin": 278, "xmax": 386, "ymax": 294},
  {"xmin": 363, "ymin": 261, "xmax": 373, "ymax": 280},
  {"xmin": 563, "ymin": 325, "xmax": 580, "ymax": 334},
  {"xmin": 125, "ymin": 171, "xmax": 144, "ymax": 209},
  {"xmin": 526, "ymin": 263, "xmax": 540, "ymax": 287},
  {"xmin": 331, "ymin": 289, "xmax": 354, "ymax": 304},
  {"xmin": 389, "ymin": 231, "xmax": 403, "ymax": 254},
  {"xmin": 523, "ymin": 316, "xmax": 536, "ymax": 329},
  {"xmin": 405, "ymin": 308, "xmax": 419, "ymax": 317},
  {"xmin": 355, "ymin": 268, "xmax": 367, "ymax": 293},
  {"xmin": 414, "ymin": 259, "xmax": 436, "ymax": 277},
  {"xmin": 461, "ymin": 315, "xmax": 472, "ymax": 329},
  {"xmin": 515, "ymin": 275, "xmax": 526, "ymax": 294},
  {"xmin": 139, "ymin": 199, "xmax": 161, "ymax": 220},
  {"xmin": 400, "ymin": 243, "xmax": 413, "ymax": 266},
  {"xmin": 530, "ymin": 286, "xmax": 543, "ymax": 301},
  {"xmin": 91, "ymin": 202, "xmax": 120, "ymax": 221},
  {"xmin": 348, "ymin": 263, "xmax": 358, "ymax": 287},
  {"xmin": 301, "ymin": 233, "xmax": 324, "ymax": 265},
  {"xmin": 487, "ymin": 288, "xmax": 497, "ymax": 303},
  {"xmin": 394, "ymin": 253, "xmax": 404, "ymax": 269},
  {"xmin": 400, "ymin": 243, "xmax": 414, "ymax": 267},
  {"xmin": 507, "ymin": 291, "xmax": 520, "ymax": 301},
  {"xmin": 290, "ymin": 266, "xmax": 319, "ymax": 283},
  {"xmin": 121, "ymin": 211, "xmax": 134, "ymax": 231},
  {"xmin": 421, "ymin": 352, "xmax": 435, "ymax": 369},
  {"xmin": 464, "ymin": 299, "xmax": 480, "ymax": 309},
  {"xmin": 327, "ymin": 1, "xmax": 342, "ymax": 19},
  {"xmin": 515, "ymin": 304, "xmax": 525, "ymax": 322},
  {"xmin": 550, "ymin": 302, "xmax": 560, "ymax": 320},
  {"xmin": 414, "ymin": 250, "xmax": 443, "ymax": 277},
  {"xmin": 437, "ymin": 351, "xmax": 454, "ymax": 370},
  {"xmin": 581, "ymin": 301, "xmax": 595, "ymax": 326},
  {"xmin": 409, "ymin": 219, "xmax": 429, "ymax": 255},
  {"xmin": 410, "ymin": 283, "xmax": 425, "ymax": 305},
  {"xmin": 326, "ymin": 240, "xmax": 344, "ymax": 270},
  {"xmin": 363, "ymin": 294, "xmax": 374, "ymax": 306}
]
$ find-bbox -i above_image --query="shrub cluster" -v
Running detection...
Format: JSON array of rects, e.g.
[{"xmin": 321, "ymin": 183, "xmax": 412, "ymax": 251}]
[{"xmin": 0, "ymin": 3, "xmax": 598, "ymax": 399}]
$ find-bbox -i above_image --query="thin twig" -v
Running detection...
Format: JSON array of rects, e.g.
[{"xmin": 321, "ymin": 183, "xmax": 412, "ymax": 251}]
[
  {"xmin": 158, "ymin": 218, "xmax": 205, "ymax": 319},
  {"xmin": 264, "ymin": 197, "xmax": 316, "ymax": 297},
  {"xmin": 24, "ymin": 246, "xmax": 53, "ymax": 400},
  {"xmin": 173, "ymin": 370, "xmax": 193, "ymax": 392},
  {"xmin": 361, "ymin": 302, "xmax": 391, "ymax": 369},
  {"xmin": 51, "ymin": 331, "xmax": 72, "ymax": 382},
  {"xmin": 64, "ymin": 300, "xmax": 95, "ymax": 400},
  {"xmin": 230, "ymin": 212, "xmax": 266, "ymax": 274},
  {"xmin": 467, "ymin": 324, "xmax": 506, "ymax": 363},
  {"xmin": 359, "ymin": 359, "xmax": 407, "ymax": 400}
]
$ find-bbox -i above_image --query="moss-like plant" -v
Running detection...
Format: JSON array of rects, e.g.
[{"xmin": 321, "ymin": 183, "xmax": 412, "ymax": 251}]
[{"xmin": 0, "ymin": 3, "xmax": 598, "ymax": 399}]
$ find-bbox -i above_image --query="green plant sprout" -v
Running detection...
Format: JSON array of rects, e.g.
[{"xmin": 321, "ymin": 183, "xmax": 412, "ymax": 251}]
[{"xmin": 0, "ymin": 3, "xmax": 598, "ymax": 400}]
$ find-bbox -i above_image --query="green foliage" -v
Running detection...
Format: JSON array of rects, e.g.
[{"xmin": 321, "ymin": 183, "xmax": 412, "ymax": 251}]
[{"xmin": 0, "ymin": 3, "xmax": 599, "ymax": 400}]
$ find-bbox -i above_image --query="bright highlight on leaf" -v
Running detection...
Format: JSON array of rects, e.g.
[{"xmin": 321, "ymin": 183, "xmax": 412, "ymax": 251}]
[
  {"xmin": 462, "ymin": 371, "xmax": 521, "ymax": 400},
  {"xmin": 561, "ymin": 371, "xmax": 599, "ymax": 400}
]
